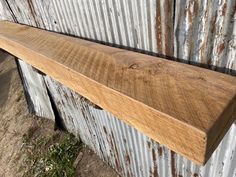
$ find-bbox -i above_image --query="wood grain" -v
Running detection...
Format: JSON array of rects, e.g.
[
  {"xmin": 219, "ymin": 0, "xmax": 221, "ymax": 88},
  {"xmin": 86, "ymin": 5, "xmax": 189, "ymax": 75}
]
[{"xmin": 0, "ymin": 21, "xmax": 235, "ymax": 165}]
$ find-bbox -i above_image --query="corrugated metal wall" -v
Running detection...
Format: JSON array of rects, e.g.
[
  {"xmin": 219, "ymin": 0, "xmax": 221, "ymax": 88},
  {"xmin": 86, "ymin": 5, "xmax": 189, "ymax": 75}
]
[
  {"xmin": 17, "ymin": 60, "xmax": 54, "ymax": 119},
  {"xmin": 0, "ymin": 0, "xmax": 236, "ymax": 177},
  {"xmin": 43, "ymin": 77, "xmax": 236, "ymax": 177}
]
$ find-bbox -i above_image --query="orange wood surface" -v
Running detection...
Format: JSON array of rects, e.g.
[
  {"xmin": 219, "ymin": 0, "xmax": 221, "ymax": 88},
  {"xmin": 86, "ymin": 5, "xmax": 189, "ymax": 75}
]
[{"xmin": 0, "ymin": 21, "xmax": 236, "ymax": 165}]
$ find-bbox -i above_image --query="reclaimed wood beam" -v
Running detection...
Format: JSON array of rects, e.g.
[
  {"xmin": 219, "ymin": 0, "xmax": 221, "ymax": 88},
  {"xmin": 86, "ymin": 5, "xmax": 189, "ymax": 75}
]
[{"xmin": 0, "ymin": 21, "xmax": 236, "ymax": 165}]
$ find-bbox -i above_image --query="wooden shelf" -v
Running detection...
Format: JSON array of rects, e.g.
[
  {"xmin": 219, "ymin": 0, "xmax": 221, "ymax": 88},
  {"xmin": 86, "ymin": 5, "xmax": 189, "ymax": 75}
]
[{"xmin": 0, "ymin": 21, "xmax": 235, "ymax": 165}]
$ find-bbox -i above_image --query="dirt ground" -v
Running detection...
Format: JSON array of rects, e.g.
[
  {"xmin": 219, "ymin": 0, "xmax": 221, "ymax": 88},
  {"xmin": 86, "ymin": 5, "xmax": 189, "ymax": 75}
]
[{"xmin": 0, "ymin": 50, "xmax": 118, "ymax": 177}]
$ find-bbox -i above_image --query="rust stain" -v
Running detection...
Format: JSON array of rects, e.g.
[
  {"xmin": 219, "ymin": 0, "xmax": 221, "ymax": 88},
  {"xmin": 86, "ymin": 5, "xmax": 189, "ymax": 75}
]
[
  {"xmin": 114, "ymin": 157, "xmax": 120, "ymax": 171},
  {"xmin": 152, "ymin": 149, "xmax": 156, "ymax": 161},
  {"xmin": 190, "ymin": 1, "xmax": 199, "ymax": 57},
  {"xmin": 111, "ymin": 132, "xmax": 119, "ymax": 159},
  {"xmin": 158, "ymin": 147, "xmax": 163, "ymax": 157},
  {"xmin": 217, "ymin": 43, "xmax": 225, "ymax": 54},
  {"xmin": 156, "ymin": 0, "xmax": 162, "ymax": 52},
  {"xmin": 125, "ymin": 153, "xmax": 131, "ymax": 164},
  {"xmin": 109, "ymin": 134, "xmax": 119, "ymax": 169},
  {"xmin": 199, "ymin": 42, "xmax": 207, "ymax": 64},
  {"xmin": 186, "ymin": 0, "xmax": 199, "ymax": 25},
  {"xmin": 27, "ymin": 0, "xmax": 39, "ymax": 27},
  {"xmin": 211, "ymin": 14, "xmax": 217, "ymax": 34},
  {"xmin": 193, "ymin": 1, "xmax": 199, "ymax": 19},
  {"xmin": 222, "ymin": 3, "xmax": 227, "ymax": 16},
  {"xmin": 110, "ymin": 131, "xmax": 121, "ymax": 172},
  {"xmin": 164, "ymin": 0, "xmax": 173, "ymax": 56},
  {"xmin": 193, "ymin": 173, "xmax": 199, "ymax": 177},
  {"xmin": 152, "ymin": 149, "xmax": 159, "ymax": 177},
  {"xmin": 171, "ymin": 151, "xmax": 177, "ymax": 177}
]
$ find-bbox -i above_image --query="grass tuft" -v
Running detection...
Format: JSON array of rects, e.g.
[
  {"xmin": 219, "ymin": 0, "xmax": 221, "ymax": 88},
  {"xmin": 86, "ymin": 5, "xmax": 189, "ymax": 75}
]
[{"xmin": 22, "ymin": 132, "xmax": 81, "ymax": 177}]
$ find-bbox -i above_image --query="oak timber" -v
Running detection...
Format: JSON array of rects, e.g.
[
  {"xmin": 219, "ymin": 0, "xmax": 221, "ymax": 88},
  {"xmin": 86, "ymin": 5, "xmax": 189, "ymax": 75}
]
[{"xmin": 0, "ymin": 21, "xmax": 235, "ymax": 165}]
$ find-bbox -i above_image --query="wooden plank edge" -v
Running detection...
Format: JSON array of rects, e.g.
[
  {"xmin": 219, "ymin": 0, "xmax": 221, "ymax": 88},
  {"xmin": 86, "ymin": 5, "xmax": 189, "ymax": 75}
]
[
  {"xmin": 0, "ymin": 21, "xmax": 236, "ymax": 165},
  {"xmin": 0, "ymin": 35, "xmax": 208, "ymax": 165}
]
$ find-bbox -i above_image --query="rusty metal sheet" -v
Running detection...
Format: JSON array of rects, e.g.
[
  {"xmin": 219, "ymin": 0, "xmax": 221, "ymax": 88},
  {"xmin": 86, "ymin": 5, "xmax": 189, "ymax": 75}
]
[
  {"xmin": 44, "ymin": 76, "xmax": 236, "ymax": 177},
  {"xmin": 17, "ymin": 60, "xmax": 54, "ymax": 120}
]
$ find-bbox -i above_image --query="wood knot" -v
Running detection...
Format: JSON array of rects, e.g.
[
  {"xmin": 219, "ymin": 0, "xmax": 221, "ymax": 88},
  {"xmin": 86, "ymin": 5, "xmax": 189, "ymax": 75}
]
[{"xmin": 128, "ymin": 63, "xmax": 138, "ymax": 69}]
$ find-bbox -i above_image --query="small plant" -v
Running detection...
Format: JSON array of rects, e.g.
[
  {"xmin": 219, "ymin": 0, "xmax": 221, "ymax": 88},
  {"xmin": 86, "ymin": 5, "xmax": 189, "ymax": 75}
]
[{"xmin": 22, "ymin": 132, "xmax": 81, "ymax": 177}]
